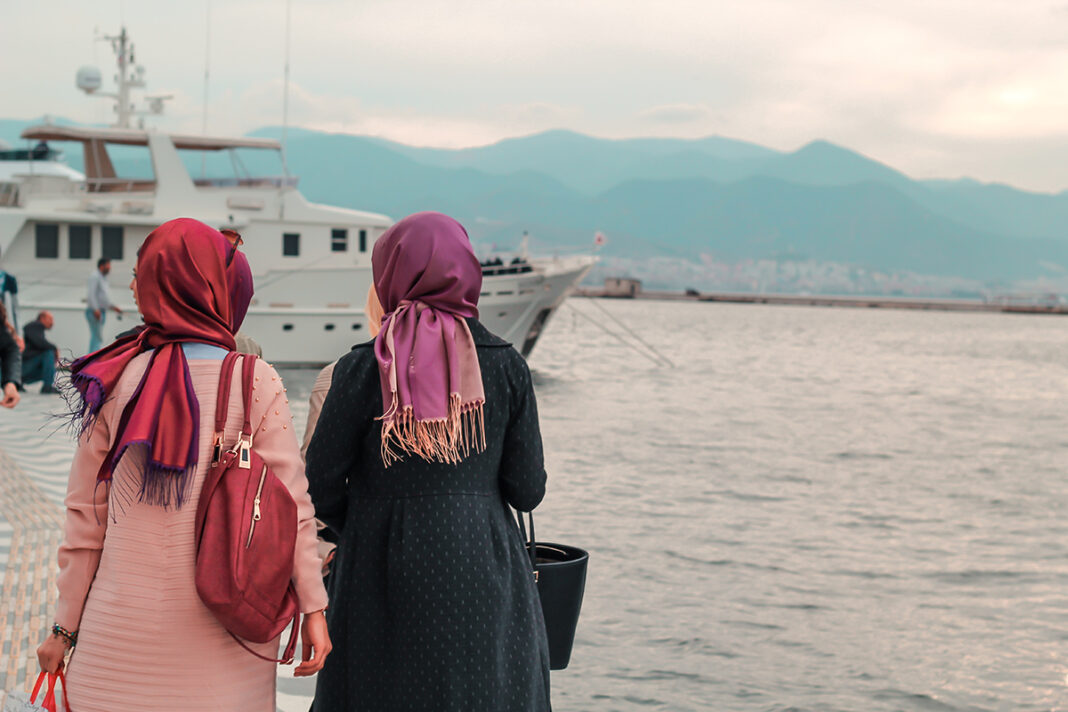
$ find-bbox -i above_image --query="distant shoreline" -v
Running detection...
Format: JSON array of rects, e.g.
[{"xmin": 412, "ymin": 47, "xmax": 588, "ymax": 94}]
[{"xmin": 573, "ymin": 288, "xmax": 1068, "ymax": 315}]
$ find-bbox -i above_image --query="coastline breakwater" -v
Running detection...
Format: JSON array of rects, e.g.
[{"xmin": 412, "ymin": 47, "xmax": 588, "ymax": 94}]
[{"xmin": 574, "ymin": 288, "xmax": 1068, "ymax": 315}]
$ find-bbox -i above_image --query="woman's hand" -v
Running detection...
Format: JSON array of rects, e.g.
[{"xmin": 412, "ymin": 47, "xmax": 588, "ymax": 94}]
[
  {"xmin": 1, "ymin": 382, "xmax": 19, "ymax": 409},
  {"xmin": 293, "ymin": 610, "xmax": 331, "ymax": 677},
  {"xmin": 36, "ymin": 633, "xmax": 69, "ymax": 674}
]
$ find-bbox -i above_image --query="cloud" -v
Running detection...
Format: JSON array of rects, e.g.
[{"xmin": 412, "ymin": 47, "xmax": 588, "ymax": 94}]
[
  {"xmin": 639, "ymin": 104, "xmax": 715, "ymax": 125},
  {"xmin": 9, "ymin": 0, "xmax": 1068, "ymax": 188}
]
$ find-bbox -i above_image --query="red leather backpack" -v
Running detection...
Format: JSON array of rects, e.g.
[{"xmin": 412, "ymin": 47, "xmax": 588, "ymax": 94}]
[{"xmin": 194, "ymin": 352, "xmax": 300, "ymax": 663}]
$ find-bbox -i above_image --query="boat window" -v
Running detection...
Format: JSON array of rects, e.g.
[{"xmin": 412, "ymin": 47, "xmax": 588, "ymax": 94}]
[
  {"xmin": 35, "ymin": 224, "xmax": 59, "ymax": 259},
  {"xmin": 69, "ymin": 224, "xmax": 92, "ymax": 260},
  {"xmin": 359, "ymin": 229, "xmax": 368, "ymax": 253},
  {"xmin": 331, "ymin": 229, "xmax": 348, "ymax": 252},
  {"xmin": 102, "ymin": 226, "xmax": 124, "ymax": 260},
  {"xmin": 324, "ymin": 323, "xmax": 335, "ymax": 331},
  {"xmin": 283, "ymin": 233, "xmax": 300, "ymax": 257}
]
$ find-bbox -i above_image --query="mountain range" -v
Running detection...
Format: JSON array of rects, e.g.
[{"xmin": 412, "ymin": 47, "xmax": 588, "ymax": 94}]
[{"xmin": 5, "ymin": 118, "xmax": 1068, "ymax": 284}]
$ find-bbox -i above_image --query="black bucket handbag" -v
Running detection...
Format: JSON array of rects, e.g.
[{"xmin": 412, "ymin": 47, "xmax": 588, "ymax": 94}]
[{"xmin": 517, "ymin": 509, "xmax": 589, "ymax": 670}]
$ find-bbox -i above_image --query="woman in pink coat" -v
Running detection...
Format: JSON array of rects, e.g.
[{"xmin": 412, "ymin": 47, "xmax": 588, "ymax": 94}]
[{"xmin": 36, "ymin": 218, "xmax": 331, "ymax": 711}]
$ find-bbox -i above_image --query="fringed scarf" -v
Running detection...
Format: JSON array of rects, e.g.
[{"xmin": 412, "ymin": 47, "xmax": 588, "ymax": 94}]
[
  {"xmin": 372, "ymin": 212, "xmax": 486, "ymax": 466},
  {"xmin": 67, "ymin": 218, "xmax": 251, "ymax": 507}
]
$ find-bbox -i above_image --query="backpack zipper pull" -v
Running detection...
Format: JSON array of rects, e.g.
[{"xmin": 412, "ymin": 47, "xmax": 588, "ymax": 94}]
[{"xmin": 246, "ymin": 464, "xmax": 268, "ymax": 548}]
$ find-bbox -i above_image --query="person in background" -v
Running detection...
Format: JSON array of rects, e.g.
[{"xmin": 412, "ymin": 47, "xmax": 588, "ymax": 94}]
[
  {"xmin": 301, "ymin": 286, "xmax": 384, "ymax": 578},
  {"xmin": 306, "ymin": 212, "xmax": 551, "ymax": 712},
  {"xmin": 22, "ymin": 310, "xmax": 60, "ymax": 394},
  {"xmin": 0, "ymin": 245, "xmax": 20, "ymax": 334},
  {"xmin": 86, "ymin": 257, "xmax": 122, "ymax": 353},
  {"xmin": 300, "ymin": 285, "xmax": 384, "ymax": 459},
  {"xmin": 0, "ymin": 301, "xmax": 20, "ymax": 408}
]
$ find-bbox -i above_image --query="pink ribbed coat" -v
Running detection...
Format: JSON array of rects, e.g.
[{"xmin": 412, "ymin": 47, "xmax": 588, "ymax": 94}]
[{"xmin": 55, "ymin": 353, "xmax": 328, "ymax": 711}]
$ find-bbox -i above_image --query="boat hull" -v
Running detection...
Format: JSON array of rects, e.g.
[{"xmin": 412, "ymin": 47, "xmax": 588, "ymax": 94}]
[{"xmin": 18, "ymin": 255, "xmax": 594, "ymax": 367}]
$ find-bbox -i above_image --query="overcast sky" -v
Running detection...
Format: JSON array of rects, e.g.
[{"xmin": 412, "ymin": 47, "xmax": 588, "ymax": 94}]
[{"xmin": 4, "ymin": 0, "xmax": 1068, "ymax": 192}]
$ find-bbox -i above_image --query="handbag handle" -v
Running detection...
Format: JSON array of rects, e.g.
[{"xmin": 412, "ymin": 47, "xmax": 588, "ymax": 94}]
[
  {"xmin": 30, "ymin": 670, "xmax": 69, "ymax": 712},
  {"xmin": 515, "ymin": 509, "xmax": 538, "ymax": 580}
]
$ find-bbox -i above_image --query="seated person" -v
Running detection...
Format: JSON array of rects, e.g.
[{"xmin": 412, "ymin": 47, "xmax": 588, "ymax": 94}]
[{"xmin": 22, "ymin": 311, "xmax": 59, "ymax": 394}]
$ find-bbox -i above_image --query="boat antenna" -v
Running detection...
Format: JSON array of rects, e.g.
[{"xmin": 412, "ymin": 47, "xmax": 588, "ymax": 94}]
[
  {"xmin": 201, "ymin": 0, "xmax": 212, "ymax": 177},
  {"xmin": 278, "ymin": 0, "xmax": 293, "ymax": 219},
  {"xmin": 281, "ymin": 0, "xmax": 292, "ymax": 160}
]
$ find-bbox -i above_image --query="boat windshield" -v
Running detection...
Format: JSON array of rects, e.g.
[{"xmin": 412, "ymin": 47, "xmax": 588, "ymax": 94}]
[
  {"xmin": 179, "ymin": 147, "xmax": 294, "ymax": 188},
  {"xmin": 49, "ymin": 141, "xmax": 156, "ymax": 192}
]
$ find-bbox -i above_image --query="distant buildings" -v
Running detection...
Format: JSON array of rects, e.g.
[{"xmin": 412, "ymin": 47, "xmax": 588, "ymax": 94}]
[{"xmin": 603, "ymin": 277, "xmax": 642, "ymax": 297}]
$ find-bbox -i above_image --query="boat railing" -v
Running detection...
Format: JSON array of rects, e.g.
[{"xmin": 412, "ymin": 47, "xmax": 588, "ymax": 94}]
[
  {"xmin": 192, "ymin": 176, "xmax": 299, "ymax": 189},
  {"xmin": 85, "ymin": 177, "xmax": 157, "ymax": 193},
  {"xmin": 481, "ymin": 262, "xmax": 536, "ymax": 276}
]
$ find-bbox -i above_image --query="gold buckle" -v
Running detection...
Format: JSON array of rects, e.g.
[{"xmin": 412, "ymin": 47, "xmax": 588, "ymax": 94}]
[{"xmin": 210, "ymin": 433, "xmax": 222, "ymax": 467}]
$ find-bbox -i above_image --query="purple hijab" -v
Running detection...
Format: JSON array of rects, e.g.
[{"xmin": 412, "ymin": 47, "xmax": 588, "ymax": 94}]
[{"xmin": 372, "ymin": 212, "xmax": 486, "ymax": 465}]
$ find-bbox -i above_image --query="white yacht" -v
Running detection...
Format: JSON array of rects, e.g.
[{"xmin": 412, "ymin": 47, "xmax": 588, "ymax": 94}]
[{"xmin": 0, "ymin": 29, "xmax": 594, "ymax": 366}]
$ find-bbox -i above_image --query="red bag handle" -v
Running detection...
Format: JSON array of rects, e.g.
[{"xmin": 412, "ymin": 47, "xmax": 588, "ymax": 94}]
[{"xmin": 30, "ymin": 669, "xmax": 69, "ymax": 712}]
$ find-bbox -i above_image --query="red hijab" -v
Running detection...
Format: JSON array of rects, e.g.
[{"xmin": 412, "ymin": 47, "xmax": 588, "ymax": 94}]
[{"xmin": 68, "ymin": 218, "xmax": 249, "ymax": 508}]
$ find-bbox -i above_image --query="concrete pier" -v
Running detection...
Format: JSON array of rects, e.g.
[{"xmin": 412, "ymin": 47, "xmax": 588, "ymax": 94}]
[{"xmin": 574, "ymin": 288, "xmax": 1068, "ymax": 315}]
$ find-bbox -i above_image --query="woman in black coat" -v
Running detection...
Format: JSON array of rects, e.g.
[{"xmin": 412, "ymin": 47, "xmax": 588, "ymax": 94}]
[{"xmin": 306, "ymin": 212, "xmax": 551, "ymax": 712}]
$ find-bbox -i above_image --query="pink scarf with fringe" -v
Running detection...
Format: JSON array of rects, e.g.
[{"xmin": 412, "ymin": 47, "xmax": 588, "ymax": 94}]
[{"xmin": 372, "ymin": 212, "xmax": 486, "ymax": 466}]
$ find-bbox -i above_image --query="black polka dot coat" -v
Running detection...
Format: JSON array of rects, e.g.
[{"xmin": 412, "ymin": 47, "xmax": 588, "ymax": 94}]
[{"xmin": 306, "ymin": 318, "xmax": 551, "ymax": 712}]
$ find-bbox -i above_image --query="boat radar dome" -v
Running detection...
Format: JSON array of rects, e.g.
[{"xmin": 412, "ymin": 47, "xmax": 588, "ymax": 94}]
[{"xmin": 76, "ymin": 66, "xmax": 102, "ymax": 94}]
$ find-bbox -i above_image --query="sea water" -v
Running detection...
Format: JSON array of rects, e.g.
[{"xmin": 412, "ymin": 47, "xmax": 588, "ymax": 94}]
[
  {"xmin": 461, "ymin": 299, "xmax": 1067, "ymax": 711},
  {"xmin": 4, "ymin": 298, "xmax": 1063, "ymax": 711}
]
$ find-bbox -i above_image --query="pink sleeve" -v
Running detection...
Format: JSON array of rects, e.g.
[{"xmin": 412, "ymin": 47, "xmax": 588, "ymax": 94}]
[
  {"xmin": 251, "ymin": 360, "xmax": 329, "ymax": 614},
  {"xmin": 55, "ymin": 407, "xmax": 113, "ymax": 631}
]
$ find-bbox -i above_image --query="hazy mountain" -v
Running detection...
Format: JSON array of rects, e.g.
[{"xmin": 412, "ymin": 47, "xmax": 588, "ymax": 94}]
[
  {"xmin": 7, "ymin": 118, "xmax": 1068, "ymax": 282},
  {"xmin": 589, "ymin": 177, "xmax": 1068, "ymax": 280},
  {"xmin": 339, "ymin": 129, "xmax": 779, "ymax": 194}
]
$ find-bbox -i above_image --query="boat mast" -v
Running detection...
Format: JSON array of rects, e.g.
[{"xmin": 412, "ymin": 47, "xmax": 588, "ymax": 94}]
[
  {"xmin": 104, "ymin": 28, "xmax": 141, "ymax": 128},
  {"xmin": 79, "ymin": 27, "xmax": 170, "ymax": 128}
]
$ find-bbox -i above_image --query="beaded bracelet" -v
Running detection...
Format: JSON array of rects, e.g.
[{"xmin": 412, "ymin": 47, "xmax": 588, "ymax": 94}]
[{"xmin": 51, "ymin": 623, "xmax": 77, "ymax": 648}]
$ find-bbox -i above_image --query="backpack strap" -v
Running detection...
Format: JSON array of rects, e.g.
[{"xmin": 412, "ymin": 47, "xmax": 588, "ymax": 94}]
[
  {"xmin": 211, "ymin": 351, "xmax": 242, "ymax": 467},
  {"xmin": 229, "ymin": 604, "xmax": 300, "ymax": 664},
  {"xmin": 239, "ymin": 354, "xmax": 257, "ymax": 438},
  {"xmin": 233, "ymin": 354, "xmax": 258, "ymax": 469}
]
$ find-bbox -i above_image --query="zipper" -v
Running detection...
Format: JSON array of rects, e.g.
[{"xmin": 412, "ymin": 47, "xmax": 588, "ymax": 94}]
[{"xmin": 246, "ymin": 464, "xmax": 268, "ymax": 548}]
